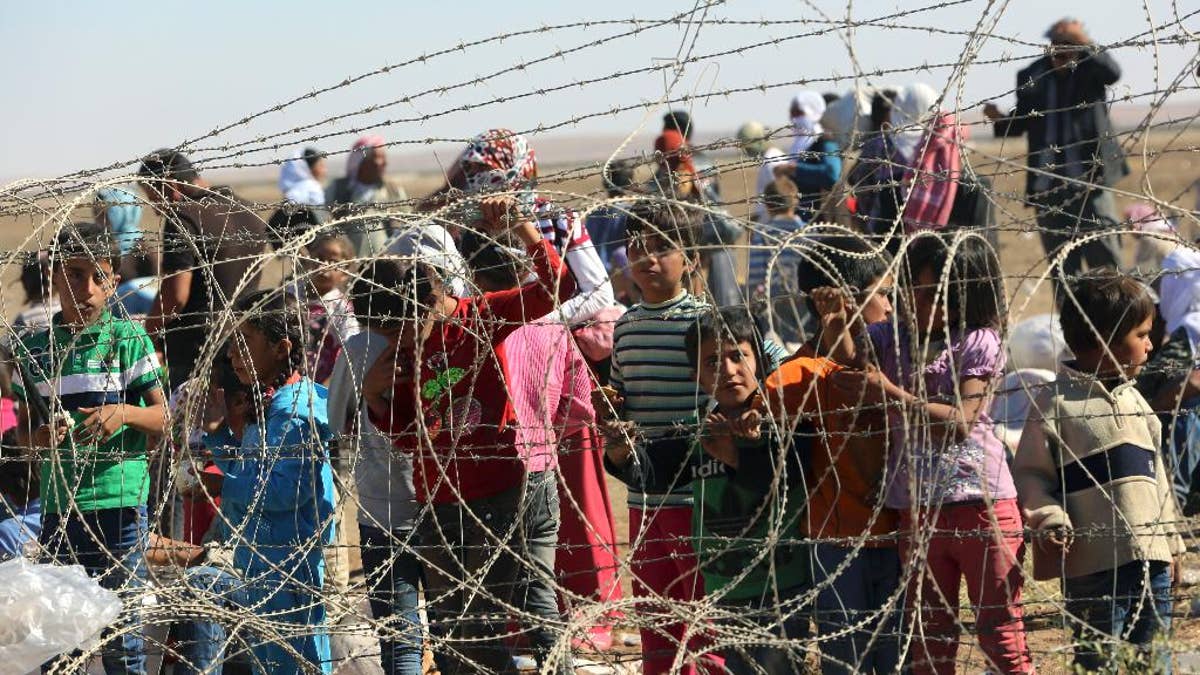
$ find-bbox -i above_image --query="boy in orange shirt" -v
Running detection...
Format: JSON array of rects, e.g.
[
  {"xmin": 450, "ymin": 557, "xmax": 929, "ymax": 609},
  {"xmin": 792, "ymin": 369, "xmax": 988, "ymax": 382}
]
[{"xmin": 780, "ymin": 233, "xmax": 901, "ymax": 675}]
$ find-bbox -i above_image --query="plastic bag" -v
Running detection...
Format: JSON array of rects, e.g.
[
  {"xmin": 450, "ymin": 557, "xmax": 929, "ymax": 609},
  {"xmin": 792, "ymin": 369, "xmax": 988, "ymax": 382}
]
[{"xmin": 0, "ymin": 558, "xmax": 122, "ymax": 673}]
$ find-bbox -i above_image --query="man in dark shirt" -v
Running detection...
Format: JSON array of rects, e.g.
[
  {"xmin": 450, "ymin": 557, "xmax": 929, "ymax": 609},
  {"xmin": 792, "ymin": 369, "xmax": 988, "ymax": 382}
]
[
  {"xmin": 139, "ymin": 149, "xmax": 267, "ymax": 388},
  {"xmin": 984, "ymin": 18, "xmax": 1128, "ymax": 302}
]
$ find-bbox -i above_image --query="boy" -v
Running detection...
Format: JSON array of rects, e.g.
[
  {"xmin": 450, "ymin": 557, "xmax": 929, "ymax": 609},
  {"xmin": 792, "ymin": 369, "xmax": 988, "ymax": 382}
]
[
  {"xmin": 14, "ymin": 222, "xmax": 167, "ymax": 674},
  {"xmin": 361, "ymin": 196, "xmax": 575, "ymax": 675},
  {"xmin": 747, "ymin": 176, "xmax": 808, "ymax": 346},
  {"xmin": 331, "ymin": 280, "xmax": 423, "ymax": 675},
  {"xmin": 793, "ymin": 233, "xmax": 902, "ymax": 675},
  {"xmin": 1015, "ymin": 269, "xmax": 1186, "ymax": 672},
  {"xmin": 603, "ymin": 201, "xmax": 785, "ymax": 674},
  {"xmin": 605, "ymin": 306, "xmax": 817, "ymax": 674}
]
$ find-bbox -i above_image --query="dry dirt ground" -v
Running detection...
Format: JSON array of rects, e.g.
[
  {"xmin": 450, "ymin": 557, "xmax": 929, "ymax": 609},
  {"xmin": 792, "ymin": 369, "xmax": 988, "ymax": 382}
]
[{"xmin": 2, "ymin": 129, "xmax": 1199, "ymax": 673}]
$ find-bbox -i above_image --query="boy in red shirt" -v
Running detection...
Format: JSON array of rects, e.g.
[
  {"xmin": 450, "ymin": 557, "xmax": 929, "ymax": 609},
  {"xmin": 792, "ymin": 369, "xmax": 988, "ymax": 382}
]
[{"xmin": 361, "ymin": 196, "xmax": 574, "ymax": 674}]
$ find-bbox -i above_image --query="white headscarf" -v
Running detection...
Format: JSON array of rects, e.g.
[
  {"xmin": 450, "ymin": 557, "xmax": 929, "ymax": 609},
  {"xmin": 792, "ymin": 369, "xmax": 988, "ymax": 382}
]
[
  {"xmin": 1159, "ymin": 246, "xmax": 1200, "ymax": 352},
  {"xmin": 279, "ymin": 149, "xmax": 325, "ymax": 206},
  {"xmin": 889, "ymin": 82, "xmax": 940, "ymax": 163},
  {"xmin": 789, "ymin": 91, "xmax": 827, "ymax": 155}
]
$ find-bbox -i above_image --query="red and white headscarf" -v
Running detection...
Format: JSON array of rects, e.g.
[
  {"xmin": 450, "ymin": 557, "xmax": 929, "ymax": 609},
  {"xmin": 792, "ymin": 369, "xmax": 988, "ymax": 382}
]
[
  {"xmin": 346, "ymin": 134, "xmax": 386, "ymax": 182},
  {"xmin": 459, "ymin": 128, "xmax": 538, "ymax": 194}
]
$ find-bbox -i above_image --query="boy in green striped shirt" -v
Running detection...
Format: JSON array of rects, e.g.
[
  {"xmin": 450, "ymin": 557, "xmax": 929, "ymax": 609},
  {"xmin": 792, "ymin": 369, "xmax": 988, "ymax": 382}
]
[{"xmin": 13, "ymin": 221, "xmax": 167, "ymax": 673}]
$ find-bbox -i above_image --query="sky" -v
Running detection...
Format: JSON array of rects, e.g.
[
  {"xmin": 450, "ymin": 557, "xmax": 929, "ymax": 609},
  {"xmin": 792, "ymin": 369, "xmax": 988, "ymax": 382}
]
[{"xmin": 1, "ymin": 0, "xmax": 1196, "ymax": 180}]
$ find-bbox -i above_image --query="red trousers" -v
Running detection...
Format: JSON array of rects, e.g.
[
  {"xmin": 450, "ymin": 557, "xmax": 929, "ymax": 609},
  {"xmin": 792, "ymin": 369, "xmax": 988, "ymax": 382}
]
[
  {"xmin": 629, "ymin": 504, "xmax": 724, "ymax": 675},
  {"xmin": 899, "ymin": 498, "xmax": 1033, "ymax": 675},
  {"xmin": 555, "ymin": 428, "xmax": 624, "ymax": 624}
]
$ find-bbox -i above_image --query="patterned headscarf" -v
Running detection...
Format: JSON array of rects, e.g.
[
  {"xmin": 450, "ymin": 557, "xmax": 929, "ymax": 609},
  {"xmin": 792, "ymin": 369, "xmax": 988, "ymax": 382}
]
[{"xmin": 459, "ymin": 129, "xmax": 538, "ymax": 194}]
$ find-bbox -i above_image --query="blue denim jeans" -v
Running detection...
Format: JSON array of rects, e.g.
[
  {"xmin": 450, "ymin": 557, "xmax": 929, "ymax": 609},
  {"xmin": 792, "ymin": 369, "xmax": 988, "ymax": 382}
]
[
  {"xmin": 358, "ymin": 524, "xmax": 425, "ymax": 675},
  {"xmin": 720, "ymin": 589, "xmax": 812, "ymax": 675},
  {"xmin": 519, "ymin": 470, "xmax": 571, "ymax": 675},
  {"xmin": 1064, "ymin": 560, "xmax": 1173, "ymax": 673},
  {"xmin": 811, "ymin": 544, "xmax": 902, "ymax": 675},
  {"xmin": 40, "ymin": 505, "xmax": 148, "ymax": 675},
  {"xmin": 175, "ymin": 564, "xmax": 331, "ymax": 675}
]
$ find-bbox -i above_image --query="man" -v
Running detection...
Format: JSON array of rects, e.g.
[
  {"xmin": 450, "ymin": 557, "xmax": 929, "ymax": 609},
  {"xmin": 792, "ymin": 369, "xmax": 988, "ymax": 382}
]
[
  {"xmin": 326, "ymin": 134, "xmax": 410, "ymax": 256},
  {"xmin": 984, "ymin": 18, "xmax": 1127, "ymax": 299},
  {"xmin": 139, "ymin": 149, "xmax": 267, "ymax": 388}
]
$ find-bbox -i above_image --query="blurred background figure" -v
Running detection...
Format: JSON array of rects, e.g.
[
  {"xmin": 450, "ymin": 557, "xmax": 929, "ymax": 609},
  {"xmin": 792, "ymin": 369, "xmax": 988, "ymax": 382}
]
[
  {"xmin": 737, "ymin": 120, "xmax": 786, "ymax": 223},
  {"xmin": 280, "ymin": 146, "xmax": 328, "ymax": 206},
  {"xmin": 327, "ymin": 134, "xmax": 409, "ymax": 256}
]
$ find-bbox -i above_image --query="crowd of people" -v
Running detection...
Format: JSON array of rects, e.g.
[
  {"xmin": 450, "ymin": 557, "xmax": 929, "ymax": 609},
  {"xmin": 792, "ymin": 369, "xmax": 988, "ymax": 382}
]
[{"xmin": 0, "ymin": 16, "xmax": 1196, "ymax": 675}]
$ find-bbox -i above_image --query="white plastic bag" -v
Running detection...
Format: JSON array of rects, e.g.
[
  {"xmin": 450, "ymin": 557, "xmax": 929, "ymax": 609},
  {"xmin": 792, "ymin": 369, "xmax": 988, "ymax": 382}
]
[{"xmin": 0, "ymin": 558, "xmax": 123, "ymax": 674}]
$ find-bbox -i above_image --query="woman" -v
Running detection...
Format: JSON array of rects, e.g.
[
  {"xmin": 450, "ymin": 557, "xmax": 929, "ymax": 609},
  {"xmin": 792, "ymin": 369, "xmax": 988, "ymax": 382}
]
[
  {"xmin": 893, "ymin": 82, "xmax": 967, "ymax": 232},
  {"xmin": 773, "ymin": 90, "xmax": 842, "ymax": 223},
  {"xmin": 279, "ymin": 146, "xmax": 327, "ymax": 206},
  {"xmin": 650, "ymin": 128, "xmax": 743, "ymax": 307}
]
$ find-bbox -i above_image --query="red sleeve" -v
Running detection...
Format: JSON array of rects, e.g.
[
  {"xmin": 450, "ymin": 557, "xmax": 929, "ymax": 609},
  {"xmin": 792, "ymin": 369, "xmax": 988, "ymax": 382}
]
[{"xmin": 476, "ymin": 238, "xmax": 575, "ymax": 344}]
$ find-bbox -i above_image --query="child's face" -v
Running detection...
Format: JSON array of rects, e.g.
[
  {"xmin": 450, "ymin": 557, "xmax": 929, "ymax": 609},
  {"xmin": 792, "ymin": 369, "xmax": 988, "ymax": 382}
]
[
  {"xmin": 628, "ymin": 233, "xmax": 690, "ymax": 302},
  {"xmin": 228, "ymin": 324, "xmax": 290, "ymax": 386},
  {"xmin": 858, "ymin": 273, "xmax": 895, "ymax": 325},
  {"xmin": 54, "ymin": 257, "xmax": 118, "ymax": 325},
  {"xmin": 1107, "ymin": 314, "xmax": 1155, "ymax": 378},
  {"xmin": 305, "ymin": 240, "xmax": 351, "ymax": 296},
  {"xmin": 910, "ymin": 266, "xmax": 944, "ymax": 334},
  {"xmin": 695, "ymin": 338, "xmax": 759, "ymax": 411}
]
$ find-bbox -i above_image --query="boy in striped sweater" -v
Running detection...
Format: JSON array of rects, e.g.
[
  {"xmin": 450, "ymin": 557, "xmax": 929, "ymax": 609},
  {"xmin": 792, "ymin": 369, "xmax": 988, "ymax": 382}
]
[
  {"xmin": 601, "ymin": 202, "xmax": 784, "ymax": 674},
  {"xmin": 1015, "ymin": 270, "xmax": 1185, "ymax": 671}
]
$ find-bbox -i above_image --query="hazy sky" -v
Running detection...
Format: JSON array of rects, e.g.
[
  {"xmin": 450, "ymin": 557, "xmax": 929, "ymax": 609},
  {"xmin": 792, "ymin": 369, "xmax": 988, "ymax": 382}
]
[{"xmin": 2, "ymin": 0, "xmax": 1196, "ymax": 180}]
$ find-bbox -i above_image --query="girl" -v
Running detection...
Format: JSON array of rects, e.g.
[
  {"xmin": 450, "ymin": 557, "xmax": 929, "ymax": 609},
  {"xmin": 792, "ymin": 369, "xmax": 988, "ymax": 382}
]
[
  {"xmin": 179, "ymin": 289, "xmax": 336, "ymax": 675},
  {"xmin": 289, "ymin": 232, "xmax": 360, "ymax": 384},
  {"xmin": 822, "ymin": 233, "xmax": 1032, "ymax": 675}
]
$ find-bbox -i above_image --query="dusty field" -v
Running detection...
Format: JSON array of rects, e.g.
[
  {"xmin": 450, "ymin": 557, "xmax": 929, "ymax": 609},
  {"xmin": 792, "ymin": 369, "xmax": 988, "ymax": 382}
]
[{"xmin": 1, "ymin": 129, "xmax": 1198, "ymax": 672}]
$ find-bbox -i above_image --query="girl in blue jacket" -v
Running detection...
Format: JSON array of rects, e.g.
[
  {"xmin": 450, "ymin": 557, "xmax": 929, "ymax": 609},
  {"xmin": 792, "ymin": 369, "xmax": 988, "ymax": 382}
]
[{"xmin": 178, "ymin": 289, "xmax": 336, "ymax": 675}]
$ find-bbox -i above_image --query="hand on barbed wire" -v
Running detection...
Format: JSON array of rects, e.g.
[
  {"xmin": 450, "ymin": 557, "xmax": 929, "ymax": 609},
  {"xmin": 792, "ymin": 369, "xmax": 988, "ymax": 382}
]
[
  {"xmin": 362, "ymin": 345, "xmax": 413, "ymax": 415},
  {"xmin": 1036, "ymin": 525, "xmax": 1074, "ymax": 557},
  {"xmin": 831, "ymin": 366, "xmax": 903, "ymax": 408},
  {"xmin": 31, "ymin": 420, "xmax": 72, "ymax": 450},
  {"xmin": 811, "ymin": 286, "xmax": 852, "ymax": 323},
  {"xmin": 592, "ymin": 386, "xmax": 622, "ymax": 422},
  {"xmin": 201, "ymin": 387, "xmax": 227, "ymax": 435},
  {"xmin": 75, "ymin": 404, "xmax": 127, "ymax": 445},
  {"xmin": 479, "ymin": 194, "xmax": 525, "ymax": 234}
]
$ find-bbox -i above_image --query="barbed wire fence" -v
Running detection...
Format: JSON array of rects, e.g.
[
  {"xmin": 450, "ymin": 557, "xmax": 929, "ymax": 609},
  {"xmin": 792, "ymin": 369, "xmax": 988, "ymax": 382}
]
[{"xmin": 0, "ymin": 1, "xmax": 1199, "ymax": 673}]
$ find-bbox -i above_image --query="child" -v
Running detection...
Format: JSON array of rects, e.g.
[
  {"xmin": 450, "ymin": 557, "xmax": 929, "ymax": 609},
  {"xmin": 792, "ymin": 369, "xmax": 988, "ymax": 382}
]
[
  {"xmin": 0, "ymin": 430, "xmax": 41, "ymax": 559},
  {"xmin": 604, "ymin": 201, "xmax": 786, "ymax": 674},
  {"xmin": 331, "ymin": 270, "xmax": 423, "ymax": 675},
  {"xmin": 747, "ymin": 176, "xmax": 809, "ymax": 346},
  {"xmin": 794, "ymin": 233, "xmax": 902, "ymax": 675},
  {"xmin": 462, "ymin": 234, "xmax": 593, "ymax": 673},
  {"xmin": 606, "ymin": 307, "xmax": 815, "ymax": 674},
  {"xmin": 823, "ymin": 232, "xmax": 1032, "ymax": 674},
  {"xmin": 12, "ymin": 222, "xmax": 167, "ymax": 674},
  {"xmin": 1015, "ymin": 270, "xmax": 1185, "ymax": 672},
  {"xmin": 360, "ymin": 195, "xmax": 575, "ymax": 675},
  {"xmin": 289, "ymin": 232, "xmax": 360, "ymax": 384},
  {"xmin": 178, "ymin": 289, "xmax": 336, "ymax": 674},
  {"xmin": 1, "ymin": 253, "xmax": 60, "ymax": 399}
]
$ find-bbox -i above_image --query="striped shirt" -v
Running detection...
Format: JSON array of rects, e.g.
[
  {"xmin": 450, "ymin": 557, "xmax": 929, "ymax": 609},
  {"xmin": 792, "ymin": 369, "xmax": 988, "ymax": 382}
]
[
  {"xmin": 611, "ymin": 291, "xmax": 788, "ymax": 508},
  {"xmin": 12, "ymin": 310, "xmax": 163, "ymax": 514}
]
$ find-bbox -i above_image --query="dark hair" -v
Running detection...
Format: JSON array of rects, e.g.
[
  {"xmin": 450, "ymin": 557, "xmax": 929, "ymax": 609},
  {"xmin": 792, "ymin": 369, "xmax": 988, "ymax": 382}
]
[
  {"xmin": 763, "ymin": 176, "xmax": 799, "ymax": 215},
  {"xmin": 459, "ymin": 230, "xmax": 523, "ymax": 290},
  {"xmin": 302, "ymin": 147, "xmax": 325, "ymax": 170},
  {"xmin": 624, "ymin": 200, "xmax": 699, "ymax": 255},
  {"xmin": 603, "ymin": 159, "xmax": 637, "ymax": 197},
  {"xmin": 54, "ymin": 221, "xmax": 122, "ymax": 272},
  {"xmin": 662, "ymin": 110, "xmax": 693, "ymax": 139},
  {"xmin": 213, "ymin": 348, "xmax": 249, "ymax": 399},
  {"xmin": 231, "ymin": 289, "xmax": 307, "ymax": 387},
  {"xmin": 795, "ymin": 233, "xmax": 893, "ymax": 317},
  {"xmin": 822, "ymin": 92, "xmax": 840, "ymax": 105},
  {"xmin": 350, "ymin": 258, "xmax": 438, "ymax": 330},
  {"xmin": 0, "ymin": 430, "xmax": 39, "ymax": 507},
  {"xmin": 684, "ymin": 306, "xmax": 768, "ymax": 382},
  {"xmin": 1060, "ymin": 269, "xmax": 1157, "ymax": 354},
  {"xmin": 267, "ymin": 205, "xmax": 327, "ymax": 249},
  {"xmin": 870, "ymin": 89, "xmax": 897, "ymax": 132},
  {"xmin": 308, "ymin": 232, "xmax": 354, "ymax": 260},
  {"xmin": 20, "ymin": 253, "xmax": 50, "ymax": 304},
  {"xmin": 137, "ymin": 148, "xmax": 198, "ymax": 183},
  {"xmin": 905, "ymin": 233, "xmax": 1004, "ymax": 331}
]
